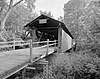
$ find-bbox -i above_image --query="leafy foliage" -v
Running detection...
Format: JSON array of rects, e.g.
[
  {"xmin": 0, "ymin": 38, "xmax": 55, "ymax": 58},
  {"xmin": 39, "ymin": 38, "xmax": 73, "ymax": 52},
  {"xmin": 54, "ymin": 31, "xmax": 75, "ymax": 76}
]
[
  {"xmin": 40, "ymin": 11, "xmax": 53, "ymax": 18},
  {"xmin": 48, "ymin": 53, "xmax": 100, "ymax": 79},
  {"xmin": 64, "ymin": 0, "xmax": 100, "ymax": 55},
  {"xmin": 0, "ymin": 0, "xmax": 37, "ymax": 41}
]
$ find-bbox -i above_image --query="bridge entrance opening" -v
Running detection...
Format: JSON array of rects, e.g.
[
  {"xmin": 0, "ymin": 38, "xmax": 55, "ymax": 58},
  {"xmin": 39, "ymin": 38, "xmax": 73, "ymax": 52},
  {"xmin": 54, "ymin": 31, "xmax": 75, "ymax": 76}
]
[{"xmin": 24, "ymin": 14, "xmax": 74, "ymax": 53}]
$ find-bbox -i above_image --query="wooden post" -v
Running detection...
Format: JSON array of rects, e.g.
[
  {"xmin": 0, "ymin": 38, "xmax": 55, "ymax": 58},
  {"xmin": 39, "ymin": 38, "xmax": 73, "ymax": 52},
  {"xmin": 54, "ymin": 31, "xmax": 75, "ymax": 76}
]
[
  {"xmin": 54, "ymin": 40, "xmax": 56, "ymax": 47},
  {"xmin": 13, "ymin": 40, "xmax": 15, "ymax": 50},
  {"xmin": 30, "ymin": 40, "xmax": 33, "ymax": 64},
  {"xmin": 57, "ymin": 23, "xmax": 62, "ymax": 53},
  {"xmin": 54, "ymin": 40, "xmax": 56, "ymax": 52},
  {"xmin": 46, "ymin": 39, "xmax": 49, "ymax": 56}
]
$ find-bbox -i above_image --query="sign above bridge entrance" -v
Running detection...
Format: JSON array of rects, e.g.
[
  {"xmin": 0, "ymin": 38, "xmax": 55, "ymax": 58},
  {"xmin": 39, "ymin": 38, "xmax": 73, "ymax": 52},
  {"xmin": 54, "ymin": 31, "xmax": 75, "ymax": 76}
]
[{"xmin": 39, "ymin": 19, "xmax": 47, "ymax": 24}]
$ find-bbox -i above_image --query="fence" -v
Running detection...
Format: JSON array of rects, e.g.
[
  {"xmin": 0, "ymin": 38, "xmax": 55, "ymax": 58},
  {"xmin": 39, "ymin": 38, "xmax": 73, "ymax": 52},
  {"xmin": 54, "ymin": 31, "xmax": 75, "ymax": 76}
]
[
  {"xmin": 0, "ymin": 40, "xmax": 29, "ymax": 51},
  {"xmin": 29, "ymin": 39, "xmax": 57, "ymax": 64},
  {"xmin": 0, "ymin": 39, "xmax": 57, "ymax": 51},
  {"xmin": 0, "ymin": 39, "xmax": 57, "ymax": 63}
]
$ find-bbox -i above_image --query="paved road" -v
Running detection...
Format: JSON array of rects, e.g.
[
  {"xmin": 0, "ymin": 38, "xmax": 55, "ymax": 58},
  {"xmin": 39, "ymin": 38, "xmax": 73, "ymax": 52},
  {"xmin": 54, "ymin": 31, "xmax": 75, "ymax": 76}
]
[{"xmin": 0, "ymin": 47, "xmax": 54, "ymax": 79}]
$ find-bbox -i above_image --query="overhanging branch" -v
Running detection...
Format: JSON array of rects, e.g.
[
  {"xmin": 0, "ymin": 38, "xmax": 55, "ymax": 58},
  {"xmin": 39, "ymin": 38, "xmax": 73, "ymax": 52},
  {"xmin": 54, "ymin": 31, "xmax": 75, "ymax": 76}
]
[
  {"xmin": 13, "ymin": 0, "xmax": 24, "ymax": 7},
  {"xmin": 9, "ymin": 0, "xmax": 13, "ymax": 9}
]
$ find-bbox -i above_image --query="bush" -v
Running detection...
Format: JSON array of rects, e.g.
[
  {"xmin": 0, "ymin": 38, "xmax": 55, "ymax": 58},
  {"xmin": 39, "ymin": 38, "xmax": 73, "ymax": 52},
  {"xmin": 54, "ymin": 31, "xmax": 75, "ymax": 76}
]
[{"xmin": 48, "ymin": 53, "xmax": 100, "ymax": 79}]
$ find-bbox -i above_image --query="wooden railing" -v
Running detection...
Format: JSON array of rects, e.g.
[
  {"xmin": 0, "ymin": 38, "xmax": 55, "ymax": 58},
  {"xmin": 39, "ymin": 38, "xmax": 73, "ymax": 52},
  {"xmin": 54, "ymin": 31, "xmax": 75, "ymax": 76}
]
[
  {"xmin": 29, "ymin": 39, "xmax": 57, "ymax": 64},
  {"xmin": 0, "ymin": 39, "xmax": 57, "ymax": 54},
  {"xmin": 0, "ymin": 39, "xmax": 57, "ymax": 64},
  {"xmin": 0, "ymin": 39, "xmax": 57, "ymax": 79},
  {"xmin": 0, "ymin": 40, "xmax": 30, "ymax": 51}
]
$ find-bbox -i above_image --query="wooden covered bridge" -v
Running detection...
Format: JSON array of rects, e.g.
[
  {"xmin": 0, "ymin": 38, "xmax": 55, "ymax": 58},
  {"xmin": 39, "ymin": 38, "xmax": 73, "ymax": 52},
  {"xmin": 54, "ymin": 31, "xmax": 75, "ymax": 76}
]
[{"xmin": 0, "ymin": 15, "xmax": 74, "ymax": 79}]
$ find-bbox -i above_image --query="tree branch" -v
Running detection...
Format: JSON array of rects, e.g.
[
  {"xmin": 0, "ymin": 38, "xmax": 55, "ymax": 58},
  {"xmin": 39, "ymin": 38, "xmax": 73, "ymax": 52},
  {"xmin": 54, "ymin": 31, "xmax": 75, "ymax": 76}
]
[
  {"xmin": 0, "ymin": 7, "xmax": 3, "ymax": 15},
  {"xmin": 93, "ymin": 8, "xmax": 100, "ymax": 19},
  {"xmin": 91, "ymin": 15, "xmax": 100, "ymax": 32},
  {"xmin": 13, "ymin": 0, "xmax": 24, "ymax": 7},
  {"xmin": 9, "ymin": 0, "xmax": 13, "ymax": 9},
  {"xmin": 0, "ymin": 0, "xmax": 6, "ymax": 15}
]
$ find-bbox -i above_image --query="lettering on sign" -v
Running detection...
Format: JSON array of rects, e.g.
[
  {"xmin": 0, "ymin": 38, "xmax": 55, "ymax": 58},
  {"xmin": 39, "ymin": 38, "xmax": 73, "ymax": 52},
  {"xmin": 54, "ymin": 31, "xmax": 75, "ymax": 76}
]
[{"xmin": 39, "ymin": 19, "xmax": 47, "ymax": 24}]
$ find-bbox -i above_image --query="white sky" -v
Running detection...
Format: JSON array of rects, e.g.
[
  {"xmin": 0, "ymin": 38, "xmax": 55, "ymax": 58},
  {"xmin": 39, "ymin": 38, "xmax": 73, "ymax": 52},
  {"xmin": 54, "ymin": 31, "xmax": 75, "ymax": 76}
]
[{"xmin": 35, "ymin": 0, "xmax": 69, "ymax": 19}]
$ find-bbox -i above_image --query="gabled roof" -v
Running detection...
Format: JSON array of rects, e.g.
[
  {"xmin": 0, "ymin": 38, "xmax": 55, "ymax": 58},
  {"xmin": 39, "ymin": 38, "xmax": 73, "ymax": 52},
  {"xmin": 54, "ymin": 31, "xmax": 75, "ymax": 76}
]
[{"xmin": 24, "ymin": 14, "xmax": 74, "ymax": 39}]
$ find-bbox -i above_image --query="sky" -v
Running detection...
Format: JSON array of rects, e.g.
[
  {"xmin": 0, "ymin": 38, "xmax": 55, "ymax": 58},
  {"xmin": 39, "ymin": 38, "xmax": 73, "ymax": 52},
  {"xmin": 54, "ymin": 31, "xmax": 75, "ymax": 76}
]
[{"xmin": 34, "ymin": 0, "xmax": 69, "ymax": 19}]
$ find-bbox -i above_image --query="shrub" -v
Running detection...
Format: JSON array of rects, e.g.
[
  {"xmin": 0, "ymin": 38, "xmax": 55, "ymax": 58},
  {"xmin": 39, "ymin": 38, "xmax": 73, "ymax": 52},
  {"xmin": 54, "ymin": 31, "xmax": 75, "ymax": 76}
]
[{"xmin": 48, "ymin": 53, "xmax": 100, "ymax": 79}]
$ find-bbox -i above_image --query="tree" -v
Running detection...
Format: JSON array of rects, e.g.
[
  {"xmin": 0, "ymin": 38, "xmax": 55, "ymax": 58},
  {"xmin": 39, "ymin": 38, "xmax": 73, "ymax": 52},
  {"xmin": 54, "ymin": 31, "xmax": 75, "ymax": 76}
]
[
  {"xmin": 58, "ymin": 16, "xmax": 64, "ymax": 22},
  {"xmin": 7, "ymin": 3, "xmax": 38, "ymax": 40},
  {"xmin": 40, "ymin": 11, "xmax": 53, "ymax": 18},
  {"xmin": 0, "ymin": 0, "xmax": 23, "ymax": 30},
  {"xmin": 0, "ymin": 0, "xmax": 36, "ymax": 41},
  {"xmin": 64, "ymin": 0, "xmax": 100, "ymax": 55}
]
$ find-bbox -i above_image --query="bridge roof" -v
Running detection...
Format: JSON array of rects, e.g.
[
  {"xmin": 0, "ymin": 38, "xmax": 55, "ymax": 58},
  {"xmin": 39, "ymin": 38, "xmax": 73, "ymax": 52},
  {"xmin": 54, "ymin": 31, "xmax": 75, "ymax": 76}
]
[{"xmin": 24, "ymin": 14, "xmax": 74, "ymax": 39}]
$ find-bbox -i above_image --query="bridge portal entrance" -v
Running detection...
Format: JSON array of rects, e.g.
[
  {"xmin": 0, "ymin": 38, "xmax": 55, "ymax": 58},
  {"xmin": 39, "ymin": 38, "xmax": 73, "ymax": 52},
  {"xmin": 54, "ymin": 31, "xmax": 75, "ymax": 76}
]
[{"xmin": 24, "ymin": 14, "xmax": 74, "ymax": 53}]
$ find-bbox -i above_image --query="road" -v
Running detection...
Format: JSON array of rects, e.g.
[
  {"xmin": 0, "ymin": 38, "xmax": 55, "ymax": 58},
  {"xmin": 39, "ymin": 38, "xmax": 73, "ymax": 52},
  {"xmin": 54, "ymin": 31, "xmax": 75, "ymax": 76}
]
[{"xmin": 0, "ymin": 47, "xmax": 54, "ymax": 79}]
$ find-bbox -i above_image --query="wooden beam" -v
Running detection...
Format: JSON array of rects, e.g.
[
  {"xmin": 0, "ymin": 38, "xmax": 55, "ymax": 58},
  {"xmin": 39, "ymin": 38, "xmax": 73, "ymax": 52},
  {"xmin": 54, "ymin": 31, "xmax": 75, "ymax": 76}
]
[
  {"xmin": 57, "ymin": 23, "xmax": 62, "ymax": 53},
  {"xmin": 38, "ymin": 27, "xmax": 58, "ymax": 29}
]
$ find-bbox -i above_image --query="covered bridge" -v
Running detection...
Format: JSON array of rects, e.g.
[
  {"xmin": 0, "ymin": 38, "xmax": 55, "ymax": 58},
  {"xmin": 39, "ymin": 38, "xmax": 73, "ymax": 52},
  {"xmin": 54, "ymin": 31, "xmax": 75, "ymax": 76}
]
[{"xmin": 24, "ymin": 14, "xmax": 74, "ymax": 52}]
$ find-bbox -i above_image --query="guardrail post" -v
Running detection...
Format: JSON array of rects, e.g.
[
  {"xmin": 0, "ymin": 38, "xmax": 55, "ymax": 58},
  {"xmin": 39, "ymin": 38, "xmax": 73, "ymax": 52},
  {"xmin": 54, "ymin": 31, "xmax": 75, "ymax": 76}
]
[
  {"xmin": 30, "ymin": 40, "xmax": 33, "ymax": 64},
  {"xmin": 13, "ymin": 40, "xmax": 15, "ymax": 50},
  {"xmin": 54, "ymin": 40, "xmax": 56, "ymax": 52},
  {"xmin": 46, "ymin": 39, "xmax": 49, "ymax": 56}
]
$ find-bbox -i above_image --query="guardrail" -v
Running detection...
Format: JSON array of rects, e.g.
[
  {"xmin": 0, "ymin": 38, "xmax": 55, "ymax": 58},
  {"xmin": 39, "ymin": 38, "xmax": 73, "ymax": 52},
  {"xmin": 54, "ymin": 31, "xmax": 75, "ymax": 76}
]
[
  {"xmin": 0, "ymin": 39, "xmax": 57, "ymax": 64},
  {"xmin": 0, "ymin": 39, "xmax": 57, "ymax": 49},
  {"xmin": 0, "ymin": 40, "xmax": 30, "ymax": 50},
  {"xmin": 0, "ymin": 39, "xmax": 58, "ymax": 79},
  {"xmin": 29, "ymin": 39, "xmax": 57, "ymax": 64}
]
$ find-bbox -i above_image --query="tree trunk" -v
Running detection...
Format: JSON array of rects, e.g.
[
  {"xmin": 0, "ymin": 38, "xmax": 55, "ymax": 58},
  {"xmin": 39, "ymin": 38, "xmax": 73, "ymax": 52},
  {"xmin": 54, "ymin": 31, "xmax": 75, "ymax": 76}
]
[
  {"xmin": 1, "ymin": 8, "xmax": 12, "ymax": 30},
  {"xmin": 0, "ymin": 8, "xmax": 13, "ymax": 41}
]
